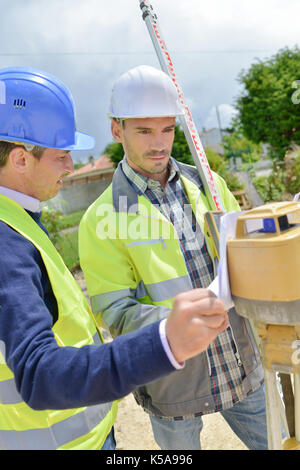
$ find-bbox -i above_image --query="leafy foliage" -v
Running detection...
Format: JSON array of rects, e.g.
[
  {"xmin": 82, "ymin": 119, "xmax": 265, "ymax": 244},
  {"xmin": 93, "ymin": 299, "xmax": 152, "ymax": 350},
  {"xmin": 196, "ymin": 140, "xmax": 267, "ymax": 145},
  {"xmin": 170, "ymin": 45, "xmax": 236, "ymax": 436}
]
[
  {"xmin": 236, "ymin": 47, "xmax": 300, "ymax": 160},
  {"xmin": 103, "ymin": 141, "xmax": 124, "ymax": 167},
  {"xmin": 205, "ymin": 147, "xmax": 244, "ymax": 192},
  {"xmin": 284, "ymin": 151, "xmax": 300, "ymax": 194},
  {"xmin": 41, "ymin": 207, "xmax": 63, "ymax": 246},
  {"xmin": 55, "ymin": 231, "xmax": 79, "ymax": 272},
  {"xmin": 41, "ymin": 208, "xmax": 85, "ymax": 235},
  {"xmin": 169, "ymin": 125, "xmax": 194, "ymax": 165},
  {"xmin": 223, "ymin": 129, "xmax": 262, "ymax": 164},
  {"xmin": 73, "ymin": 160, "xmax": 85, "ymax": 170},
  {"xmin": 41, "ymin": 208, "xmax": 81, "ymax": 271},
  {"xmin": 252, "ymin": 166, "xmax": 286, "ymax": 202},
  {"xmin": 252, "ymin": 152, "xmax": 300, "ymax": 202}
]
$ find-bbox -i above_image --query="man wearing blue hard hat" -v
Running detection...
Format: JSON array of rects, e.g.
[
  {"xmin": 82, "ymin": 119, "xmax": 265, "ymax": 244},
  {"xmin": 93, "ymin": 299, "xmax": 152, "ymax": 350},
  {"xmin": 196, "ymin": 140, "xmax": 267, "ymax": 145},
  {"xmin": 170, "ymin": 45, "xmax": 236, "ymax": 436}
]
[{"xmin": 0, "ymin": 67, "xmax": 228, "ymax": 450}]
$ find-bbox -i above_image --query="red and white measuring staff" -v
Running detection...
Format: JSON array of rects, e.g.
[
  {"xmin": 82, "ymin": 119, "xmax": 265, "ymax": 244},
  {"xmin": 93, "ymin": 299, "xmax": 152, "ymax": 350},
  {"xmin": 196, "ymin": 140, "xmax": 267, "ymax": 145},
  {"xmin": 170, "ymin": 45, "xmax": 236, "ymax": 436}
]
[{"xmin": 139, "ymin": 0, "xmax": 224, "ymax": 212}]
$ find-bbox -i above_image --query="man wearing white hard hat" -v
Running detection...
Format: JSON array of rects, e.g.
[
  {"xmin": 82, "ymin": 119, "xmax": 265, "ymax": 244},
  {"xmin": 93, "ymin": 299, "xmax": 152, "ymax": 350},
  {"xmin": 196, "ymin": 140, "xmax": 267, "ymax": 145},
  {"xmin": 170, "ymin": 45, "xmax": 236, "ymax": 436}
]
[
  {"xmin": 0, "ymin": 66, "xmax": 229, "ymax": 450},
  {"xmin": 79, "ymin": 65, "xmax": 269, "ymax": 450}
]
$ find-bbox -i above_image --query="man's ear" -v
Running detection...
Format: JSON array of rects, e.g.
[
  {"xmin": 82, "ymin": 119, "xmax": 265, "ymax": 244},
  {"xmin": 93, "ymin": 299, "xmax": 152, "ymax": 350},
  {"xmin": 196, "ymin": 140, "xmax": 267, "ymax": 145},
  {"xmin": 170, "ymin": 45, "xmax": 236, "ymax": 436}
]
[
  {"xmin": 111, "ymin": 119, "xmax": 123, "ymax": 143},
  {"xmin": 8, "ymin": 147, "xmax": 30, "ymax": 174}
]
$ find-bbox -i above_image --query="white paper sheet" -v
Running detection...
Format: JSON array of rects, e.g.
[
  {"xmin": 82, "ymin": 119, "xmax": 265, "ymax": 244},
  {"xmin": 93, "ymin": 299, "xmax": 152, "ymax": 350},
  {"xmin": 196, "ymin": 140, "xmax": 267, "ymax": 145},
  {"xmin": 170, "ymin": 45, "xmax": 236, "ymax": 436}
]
[
  {"xmin": 208, "ymin": 211, "xmax": 244, "ymax": 310},
  {"xmin": 207, "ymin": 275, "xmax": 219, "ymax": 297}
]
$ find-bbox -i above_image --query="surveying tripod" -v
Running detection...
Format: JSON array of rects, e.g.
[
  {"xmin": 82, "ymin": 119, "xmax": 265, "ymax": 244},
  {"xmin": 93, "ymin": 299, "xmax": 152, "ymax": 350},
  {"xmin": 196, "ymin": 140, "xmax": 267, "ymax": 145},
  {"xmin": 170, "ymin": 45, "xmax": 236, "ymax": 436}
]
[
  {"xmin": 137, "ymin": 1, "xmax": 299, "ymax": 450},
  {"xmin": 203, "ymin": 208, "xmax": 300, "ymax": 450},
  {"xmin": 254, "ymin": 322, "xmax": 300, "ymax": 450}
]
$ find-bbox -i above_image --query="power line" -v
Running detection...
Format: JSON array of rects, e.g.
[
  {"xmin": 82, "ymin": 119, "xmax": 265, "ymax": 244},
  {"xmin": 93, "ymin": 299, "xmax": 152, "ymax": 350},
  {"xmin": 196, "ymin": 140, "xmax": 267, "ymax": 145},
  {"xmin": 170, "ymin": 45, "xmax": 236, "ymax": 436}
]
[{"xmin": 0, "ymin": 49, "xmax": 277, "ymax": 57}]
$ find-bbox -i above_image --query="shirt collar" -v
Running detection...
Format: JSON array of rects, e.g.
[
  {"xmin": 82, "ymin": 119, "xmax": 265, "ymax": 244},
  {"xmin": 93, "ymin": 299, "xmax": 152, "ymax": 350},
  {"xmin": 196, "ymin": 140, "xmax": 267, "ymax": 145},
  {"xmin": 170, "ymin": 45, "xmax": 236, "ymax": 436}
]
[
  {"xmin": 0, "ymin": 186, "xmax": 41, "ymax": 213},
  {"xmin": 121, "ymin": 156, "xmax": 180, "ymax": 194}
]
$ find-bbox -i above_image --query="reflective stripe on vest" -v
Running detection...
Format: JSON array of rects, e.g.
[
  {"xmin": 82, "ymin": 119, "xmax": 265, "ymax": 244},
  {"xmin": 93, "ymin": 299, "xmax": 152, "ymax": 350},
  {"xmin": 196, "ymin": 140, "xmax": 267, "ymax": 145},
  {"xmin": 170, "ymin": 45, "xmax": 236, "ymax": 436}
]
[
  {"xmin": 0, "ymin": 195, "xmax": 117, "ymax": 449},
  {"xmin": 0, "ymin": 378, "xmax": 22, "ymax": 405},
  {"xmin": 0, "ymin": 402, "xmax": 112, "ymax": 450},
  {"xmin": 90, "ymin": 275, "xmax": 192, "ymax": 314}
]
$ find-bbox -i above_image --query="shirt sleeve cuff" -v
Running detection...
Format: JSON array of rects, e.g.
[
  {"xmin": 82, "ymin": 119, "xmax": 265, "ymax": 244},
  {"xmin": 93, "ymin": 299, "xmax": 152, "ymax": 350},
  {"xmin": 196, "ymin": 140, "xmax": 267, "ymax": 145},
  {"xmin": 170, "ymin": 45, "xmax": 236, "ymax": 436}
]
[{"xmin": 159, "ymin": 319, "xmax": 185, "ymax": 370}]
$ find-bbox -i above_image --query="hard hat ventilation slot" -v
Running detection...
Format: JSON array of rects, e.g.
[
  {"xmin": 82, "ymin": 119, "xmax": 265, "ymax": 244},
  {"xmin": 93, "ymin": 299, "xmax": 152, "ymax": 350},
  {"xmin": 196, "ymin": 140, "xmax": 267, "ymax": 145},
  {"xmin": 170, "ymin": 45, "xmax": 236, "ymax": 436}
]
[{"xmin": 13, "ymin": 99, "xmax": 26, "ymax": 109}]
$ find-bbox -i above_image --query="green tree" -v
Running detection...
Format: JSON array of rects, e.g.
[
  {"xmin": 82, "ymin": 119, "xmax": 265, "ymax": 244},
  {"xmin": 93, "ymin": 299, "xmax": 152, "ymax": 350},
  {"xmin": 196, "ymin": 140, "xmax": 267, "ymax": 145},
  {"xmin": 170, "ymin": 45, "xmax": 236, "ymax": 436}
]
[
  {"xmin": 223, "ymin": 129, "xmax": 262, "ymax": 164},
  {"xmin": 169, "ymin": 125, "xmax": 194, "ymax": 165},
  {"xmin": 104, "ymin": 141, "xmax": 124, "ymax": 167},
  {"xmin": 236, "ymin": 46, "xmax": 300, "ymax": 160}
]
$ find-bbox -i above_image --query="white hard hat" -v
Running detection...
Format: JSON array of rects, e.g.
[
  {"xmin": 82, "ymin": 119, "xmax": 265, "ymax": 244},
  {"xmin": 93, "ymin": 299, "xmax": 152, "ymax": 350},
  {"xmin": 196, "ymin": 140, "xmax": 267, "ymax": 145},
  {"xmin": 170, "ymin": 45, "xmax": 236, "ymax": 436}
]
[{"xmin": 108, "ymin": 65, "xmax": 185, "ymax": 119}]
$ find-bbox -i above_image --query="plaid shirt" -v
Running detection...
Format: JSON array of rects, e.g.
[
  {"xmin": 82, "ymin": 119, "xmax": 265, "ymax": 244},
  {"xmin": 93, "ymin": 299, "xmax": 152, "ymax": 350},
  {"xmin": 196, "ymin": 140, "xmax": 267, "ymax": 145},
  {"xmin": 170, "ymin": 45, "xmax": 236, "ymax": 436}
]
[{"xmin": 121, "ymin": 157, "xmax": 253, "ymax": 418}]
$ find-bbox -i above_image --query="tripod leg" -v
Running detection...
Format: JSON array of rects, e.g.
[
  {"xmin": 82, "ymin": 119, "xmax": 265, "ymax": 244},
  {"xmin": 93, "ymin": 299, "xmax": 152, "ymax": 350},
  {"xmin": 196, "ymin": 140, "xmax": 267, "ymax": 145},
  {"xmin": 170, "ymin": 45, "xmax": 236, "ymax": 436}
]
[
  {"xmin": 265, "ymin": 369, "xmax": 283, "ymax": 449},
  {"xmin": 294, "ymin": 372, "xmax": 300, "ymax": 443},
  {"xmin": 279, "ymin": 373, "xmax": 294, "ymax": 438}
]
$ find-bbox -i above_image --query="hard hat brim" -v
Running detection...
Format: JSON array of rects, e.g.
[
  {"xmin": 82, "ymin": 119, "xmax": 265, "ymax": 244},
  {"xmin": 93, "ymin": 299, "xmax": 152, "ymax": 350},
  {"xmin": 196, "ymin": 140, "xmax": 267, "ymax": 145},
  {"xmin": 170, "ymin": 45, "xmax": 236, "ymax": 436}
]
[
  {"xmin": 66, "ymin": 131, "xmax": 95, "ymax": 151},
  {"xmin": 0, "ymin": 131, "xmax": 95, "ymax": 151},
  {"xmin": 108, "ymin": 111, "xmax": 185, "ymax": 119}
]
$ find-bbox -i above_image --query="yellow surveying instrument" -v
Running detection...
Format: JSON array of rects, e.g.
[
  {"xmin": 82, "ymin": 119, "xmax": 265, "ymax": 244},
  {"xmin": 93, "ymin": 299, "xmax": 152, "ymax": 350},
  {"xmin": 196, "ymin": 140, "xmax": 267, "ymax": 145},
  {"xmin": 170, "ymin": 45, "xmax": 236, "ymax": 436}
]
[{"xmin": 227, "ymin": 201, "xmax": 300, "ymax": 450}]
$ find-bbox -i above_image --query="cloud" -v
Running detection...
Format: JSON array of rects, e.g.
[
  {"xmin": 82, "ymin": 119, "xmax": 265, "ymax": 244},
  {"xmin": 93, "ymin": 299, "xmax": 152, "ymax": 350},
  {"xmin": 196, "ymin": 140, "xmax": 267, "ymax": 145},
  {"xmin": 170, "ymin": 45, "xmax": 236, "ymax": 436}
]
[
  {"xmin": 204, "ymin": 104, "xmax": 238, "ymax": 130},
  {"xmin": 0, "ymin": 0, "xmax": 299, "ymax": 162}
]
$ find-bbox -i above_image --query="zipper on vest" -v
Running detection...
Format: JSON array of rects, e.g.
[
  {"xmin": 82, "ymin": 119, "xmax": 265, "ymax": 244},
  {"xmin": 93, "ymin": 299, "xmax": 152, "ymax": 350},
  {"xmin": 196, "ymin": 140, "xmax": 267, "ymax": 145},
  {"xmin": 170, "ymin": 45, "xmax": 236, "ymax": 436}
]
[
  {"xmin": 235, "ymin": 352, "xmax": 243, "ymax": 367},
  {"xmin": 206, "ymin": 350, "xmax": 212, "ymax": 375},
  {"xmin": 230, "ymin": 327, "xmax": 243, "ymax": 367}
]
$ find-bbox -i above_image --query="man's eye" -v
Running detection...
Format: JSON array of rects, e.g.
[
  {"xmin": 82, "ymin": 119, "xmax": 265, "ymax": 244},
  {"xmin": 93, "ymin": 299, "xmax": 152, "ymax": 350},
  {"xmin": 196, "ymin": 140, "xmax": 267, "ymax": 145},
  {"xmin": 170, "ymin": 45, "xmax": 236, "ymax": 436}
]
[{"xmin": 137, "ymin": 130, "xmax": 150, "ymax": 135}]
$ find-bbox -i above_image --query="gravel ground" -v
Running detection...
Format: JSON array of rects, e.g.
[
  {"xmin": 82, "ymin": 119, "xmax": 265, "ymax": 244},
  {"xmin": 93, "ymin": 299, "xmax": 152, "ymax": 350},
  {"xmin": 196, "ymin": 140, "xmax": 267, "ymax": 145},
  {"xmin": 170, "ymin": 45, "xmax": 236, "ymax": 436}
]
[{"xmin": 115, "ymin": 394, "xmax": 247, "ymax": 450}]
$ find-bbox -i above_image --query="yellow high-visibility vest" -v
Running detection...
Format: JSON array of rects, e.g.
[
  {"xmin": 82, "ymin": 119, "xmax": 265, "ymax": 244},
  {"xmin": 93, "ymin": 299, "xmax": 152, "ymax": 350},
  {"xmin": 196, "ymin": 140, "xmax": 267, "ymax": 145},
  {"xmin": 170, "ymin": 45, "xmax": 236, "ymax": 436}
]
[
  {"xmin": 79, "ymin": 170, "xmax": 240, "ymax": 328},
  {"xmin": 0, "ymin": 195, "xmax": 118, "ymax": 450}
]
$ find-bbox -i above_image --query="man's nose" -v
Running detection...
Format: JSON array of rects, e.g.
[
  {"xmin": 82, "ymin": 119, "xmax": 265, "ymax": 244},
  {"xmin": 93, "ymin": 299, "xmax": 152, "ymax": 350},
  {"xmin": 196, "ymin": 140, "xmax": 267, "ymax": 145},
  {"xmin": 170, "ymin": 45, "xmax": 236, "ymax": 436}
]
[
  {"xmin": 151, "ymin": 134, "xmax": 166, "ymax": 151},
  {"xmin": 65, "ymin": 153, "xmax": 74, "ymax": 173}
]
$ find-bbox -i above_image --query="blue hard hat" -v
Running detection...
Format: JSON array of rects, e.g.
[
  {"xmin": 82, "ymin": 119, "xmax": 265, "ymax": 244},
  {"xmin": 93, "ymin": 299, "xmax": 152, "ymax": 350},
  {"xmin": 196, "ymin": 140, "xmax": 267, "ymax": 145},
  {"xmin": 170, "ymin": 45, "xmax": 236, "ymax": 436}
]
[{"xmin": 0, "ymin": 67, "xmax": 95, "ymax": 150}]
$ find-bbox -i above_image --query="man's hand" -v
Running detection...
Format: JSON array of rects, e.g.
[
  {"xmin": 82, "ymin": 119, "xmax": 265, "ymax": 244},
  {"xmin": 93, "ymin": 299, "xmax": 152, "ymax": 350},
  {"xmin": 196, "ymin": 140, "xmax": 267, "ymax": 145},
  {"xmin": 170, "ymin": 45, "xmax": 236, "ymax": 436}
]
[{"xmin": 165, "ymin": 289, "xmax": 229, "ymax": 363}]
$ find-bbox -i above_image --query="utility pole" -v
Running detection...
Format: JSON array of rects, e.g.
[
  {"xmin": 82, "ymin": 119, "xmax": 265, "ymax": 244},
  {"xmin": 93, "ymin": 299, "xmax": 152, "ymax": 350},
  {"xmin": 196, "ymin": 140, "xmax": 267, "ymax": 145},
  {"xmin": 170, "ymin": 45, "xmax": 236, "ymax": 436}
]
[{"xmin": 215, "ymin": 105, "xmax": 223, "ymax": 142}]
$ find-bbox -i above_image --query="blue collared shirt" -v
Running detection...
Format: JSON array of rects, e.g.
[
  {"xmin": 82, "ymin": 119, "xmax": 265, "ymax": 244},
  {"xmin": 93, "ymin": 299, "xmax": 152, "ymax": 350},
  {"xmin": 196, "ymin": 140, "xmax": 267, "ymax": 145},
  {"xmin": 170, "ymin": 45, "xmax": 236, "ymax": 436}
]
[{"xmin": 0, "ymin": 186, "xmax": 41, "ymax": 212}]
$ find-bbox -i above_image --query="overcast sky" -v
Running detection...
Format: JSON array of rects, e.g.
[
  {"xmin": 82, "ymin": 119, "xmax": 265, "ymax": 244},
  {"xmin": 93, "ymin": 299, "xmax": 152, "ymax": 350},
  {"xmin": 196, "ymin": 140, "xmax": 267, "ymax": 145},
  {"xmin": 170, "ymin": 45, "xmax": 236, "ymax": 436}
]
[{"xmin": 1, "ymin": 0, "xmax": 299, "ymax": 162}]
